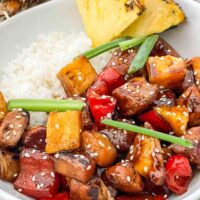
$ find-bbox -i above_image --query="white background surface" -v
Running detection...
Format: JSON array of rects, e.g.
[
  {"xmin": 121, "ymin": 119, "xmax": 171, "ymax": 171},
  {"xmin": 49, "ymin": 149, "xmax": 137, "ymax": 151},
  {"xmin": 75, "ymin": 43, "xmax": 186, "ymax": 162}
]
[{"xmin": 0, "ymin": 0, "xmax": 200, "ymax": 200}]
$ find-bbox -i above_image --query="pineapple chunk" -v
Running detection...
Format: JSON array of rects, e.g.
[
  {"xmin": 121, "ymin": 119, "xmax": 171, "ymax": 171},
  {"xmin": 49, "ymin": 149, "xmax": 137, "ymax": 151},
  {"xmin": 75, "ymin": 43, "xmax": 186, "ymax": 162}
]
[
  {"xmin": 0, "ymin": 92, "xmax": 7, "ymax": 121},
  {"xmin": 46, "ymin": 111, "xmax": 82, "ymax": 154},
  {"xmin": 129, "ymin": 134, "xmax": 165, "ymax": 185},
  {"xmin": 192, "ymin": 57, "xmax": 200, "ymax": 89},
  {"xmin": 155, "ymin": 106, "xmax": 189, "ymax": 136},
  {"xmin": 57, "ymin": 56, "xmax": 97, "ymax": 96},
  {"xmin": 146, "ymin": 56, "xmax": 186, "ymax": 89},
  {"xmin": 122, "ymin": 0, "xmax": 185, "ymax": 38},
  {"xmin": 77, "ymin": 0, "xmax": 144, "ymax": 46}
]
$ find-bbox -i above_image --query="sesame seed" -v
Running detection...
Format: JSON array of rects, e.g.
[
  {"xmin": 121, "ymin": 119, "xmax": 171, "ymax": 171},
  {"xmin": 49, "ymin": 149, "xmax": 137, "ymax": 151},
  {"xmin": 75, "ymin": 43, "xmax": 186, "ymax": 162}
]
[
  {"xmin": 5, "ymin": 135, "xmax": 10, "ymax": 140},
  {"xmin": 141, "ymin": 135, "xmax": 145, "ymax": 140},
  {"xmin": 32, "ymin": 176, "xmax": 36, "ymax": 181},
  {"xmin": 183, "ymin": 111, "xmax": 188, "ymax": 116},
  {"xmin": 194, "ymin": 139, "xmax": 198, "ymax": 144},
  {"xmin": 16, "ymin": 115, "xmax": 21, "ymax": 119},
  {"xmin": 126, "ymin": 176, "xmax": 131, "ymax": 182},
  {"xmin": 98, "ymin": 140, "xmax": 105, "ymax": 147},
  {"xmin": 113, "ymin": 52, "xmax": 118, "ymax": 56},
  {"xmin": 194, "ymin": 71, "xmax": 198, "ymax": 75},
  {"xmin": 55, "ymin": 124, "xmax": 59, "ymax": 129},
  {"xmin": 86, "ymin": 144, "xmax": 91, "ymax": 149},
  {"xmin": 116, "ymin": 144, "xmax": 120, "ymax": 149},
  {"xmin": 13, "ymin": 173, "xmax": 18, "ymax": 177},
  {"xmin": 86, "ymin": 165, "xmax": 92, "ymax": 170},
  {"xmin": 55, "ymin": 153, "xmax": 59, "ymax": 159},
  {"xmin": 181, "ymin": 125, "xmax": 185, "ymax": 131},
  {"xmin": 36, "ymin": 184, "xmax": 41, "ymax": 189},
  {"xmin": 18, "ymin": 124, "xmax": 23, "ymax": 128},
  {"xmin": 9, "ymin": 124, "xmax": 14, "ymax": 129},
  {"xmin": 160, "ymin": 57, "xmax": 165, "ymax": 61},
  {"xmin": 155, "ymin": 148, "xmax": 160, "ymax": 153},
  {"xmin": 152, "ymin": 152, "xmax": 155, "ymax": 157},
  {"xmin": 112, "ymin": 62, "xmax": 116, "ymax": 66},
  {"xmin": 24, "ymin": 153, "xmax": 30, "ymax": 157},
  {"xmin": 166, "ymin": 49, "xmax": 171, "ymax": 53},
  {"xmin": 41, "ymin": 172, "xmax": 45, "ymax": 176},
  {"xmin": 144, "ymin": 166, "xmax": 148, "ymax": 173},
  {"xmin": 149, "ymin": 91, "xmax": 154, "ymax": 95},
  {"xmin": 42, "ymin": 155, "xmax": 48, "ymax": 160},
  {"xmin": 51, "ymin": 172, "xmax": 55, "ymax": 178},
  {"xmin": 121, "ymin": 160, "xmax": 125, "ymax": 163},
  {"xmin": 124, "ymin": 59, "xmax": 128, "ymax": 63},
  {"xmin": 18, "ymin": 188, "xmax": 22, "ymax": 192},
  {"xmin": 40, "ymin": 183, "xmax": 45, "ymax": 188},
  {"xmin": 106, "ymin": 113, "xmax": 112, "ymax": 118},
  {"xmin": 164, "ymin": 194, "xmax": 168, "ymax": 199},
  {"xmin": 13, "ymin": 130, "xmax": 16, "ymax": 136},
  {"xmin": 80, "ymin": 155, "xmax": 85, "ymax": 159},
  {"xmin": 108, "ymin": 146, "xmax": 112, "ymax": 150},
  {"xmin": 130, "ymin": 155, "xmax": 134, "ymax": 160},
  {"xmin": 187, "ymin": 131, "xmax": 193, "ymax": 135}
]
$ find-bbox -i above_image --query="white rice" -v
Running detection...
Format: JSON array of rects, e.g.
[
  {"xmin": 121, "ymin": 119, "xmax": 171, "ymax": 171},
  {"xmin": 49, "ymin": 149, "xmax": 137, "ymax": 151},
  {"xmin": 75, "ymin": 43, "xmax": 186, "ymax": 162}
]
[{"xmin": 0, "ymin": 32, "xmax": 111, "ymax": 126}]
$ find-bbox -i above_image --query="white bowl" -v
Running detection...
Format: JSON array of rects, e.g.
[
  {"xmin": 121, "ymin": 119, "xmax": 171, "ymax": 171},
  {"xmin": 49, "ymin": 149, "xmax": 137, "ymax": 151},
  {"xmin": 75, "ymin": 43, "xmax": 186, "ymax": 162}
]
[{"xmin": 0, "ymin": 0, "xmax": 200, "ymax": 199}]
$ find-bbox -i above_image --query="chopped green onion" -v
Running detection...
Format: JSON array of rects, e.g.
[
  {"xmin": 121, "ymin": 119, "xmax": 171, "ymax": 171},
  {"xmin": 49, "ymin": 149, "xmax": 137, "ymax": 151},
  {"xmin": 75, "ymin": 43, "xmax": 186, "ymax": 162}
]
[
  {"xmin": 119, "ymin": 36, "xmax": 146, "ymax": 51},
  {"xmin": 128, "ymin": 34, "xmax": 159, "ymax": 75},
  {"xmin": 83, "ymin": 37, "xmax": 130, "ymax": 59},
  {"xmin": 7, "ymin": 99, "xmax": 84, "ymax": 112},
  {"xmin": 101, "ymin": 119, "xmax": 193, "ymax": 148}
]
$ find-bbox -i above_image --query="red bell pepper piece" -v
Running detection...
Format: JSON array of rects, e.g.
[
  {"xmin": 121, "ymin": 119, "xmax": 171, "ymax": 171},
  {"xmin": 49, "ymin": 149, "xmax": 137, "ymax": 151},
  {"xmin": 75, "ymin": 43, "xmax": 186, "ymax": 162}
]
[
  {"xmin": 116, "ymin": 195, "xmax": 165, "ymax": 200},
  {"xmin": 138, "ymin": 110, "xmax": 171, "ymax": 133},
  {"xmin": 87, "ymin": 93, "xmax": 116, "ymax": 125},
  {"xmin": 98, "ymin": 67, "xmax": 125, "ymax": 94},
  {"xmin": 14, "ymin": 149, "xmax": 59, "ymax": 198},
  {"xmin": 38, "ymin": 192, "xmax": 70, "ymax": 200},
  {"xmin": 165, "ymin": 155, "xmax": 192, "ymax": 195}
]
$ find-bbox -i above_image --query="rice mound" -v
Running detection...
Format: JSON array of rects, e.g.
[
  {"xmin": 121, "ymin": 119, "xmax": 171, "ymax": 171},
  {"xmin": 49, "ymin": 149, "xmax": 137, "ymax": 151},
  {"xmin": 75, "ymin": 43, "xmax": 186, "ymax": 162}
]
[{"xmin": 0, "ymin": 32, "xmax": 111, "ymax": 126}]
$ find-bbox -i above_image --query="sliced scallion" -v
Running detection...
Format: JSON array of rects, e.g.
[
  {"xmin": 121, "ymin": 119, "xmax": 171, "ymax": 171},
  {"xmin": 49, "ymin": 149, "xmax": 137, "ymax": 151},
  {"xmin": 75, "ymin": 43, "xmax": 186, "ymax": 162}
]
[
  {"xmin": 83, "ymin": 37, "xmax": 130, "ymax": 59},
  {"xmin": 7, "ymin": 99, "xmax": 84, "ymax": 112},
  {"xmin": 128, "ymin": 34, "xmax": 159, "ymax": 75},
  {"xmin": 101, "ymin": 119, "xmax": 193, "ymax": 148},
  {"xmin": 119, "ymin": 36, "xmax": 146, "ymax": 51}
]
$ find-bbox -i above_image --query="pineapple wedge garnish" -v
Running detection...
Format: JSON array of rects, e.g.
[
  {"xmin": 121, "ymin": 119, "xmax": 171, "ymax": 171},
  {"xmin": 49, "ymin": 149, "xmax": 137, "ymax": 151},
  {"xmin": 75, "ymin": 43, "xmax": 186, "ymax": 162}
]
[
  {"xmin": 122, "ymin": 0, "xmax": 185, "ymax": 38},
  {"xmin": 77, "ymin": 0, "xmax": 144, "ymax": 47}
]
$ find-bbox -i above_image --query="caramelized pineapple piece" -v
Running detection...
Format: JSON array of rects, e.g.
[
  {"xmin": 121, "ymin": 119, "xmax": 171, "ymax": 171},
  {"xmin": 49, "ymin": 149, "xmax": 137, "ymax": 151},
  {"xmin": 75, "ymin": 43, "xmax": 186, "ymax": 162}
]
[
  {"xmin": 128, "ymin": 134, "xmax": 165, "ymax": 185},
  {"xmin": 146, "ymin": 56, "xmax": 186, "ymax": 89},
  {"xmin": 57, "ymin": 56, "xmax": 97, "ymax": 96},
  {"xmin": 155, "ymin": 106, "xmax": 189, "ymax": 136},
  {"xmin": 192, "ymin": 57, "xmax": 200, "ymax": 89},
  {"xmin": 82, "ymin": 131, "xmax": 117, "ymax": 167},
  {"xmin": 105, "ymin": 161, "xmax": 143, "ymax": 193},
  {"xmin": 0, "ymin": 92, "xmax": 7, "ymax": 121},
  {"xmin": 177, "ymin": 85, "xmax": 200, "ymax": 126},
  {"xmin": 54, "ymin": 151, "xmax": 96, "ymax": 183},
  {"xmin": 122, "ymin": 0, "xmax": 185, "ymax": 38},
  {"xmin": 45, "ymin": 111, "xmax": 82, "ymax": 154},
  {"xmin": 77, "ymin": 0, "xmax": 144, "ymax": 46}
]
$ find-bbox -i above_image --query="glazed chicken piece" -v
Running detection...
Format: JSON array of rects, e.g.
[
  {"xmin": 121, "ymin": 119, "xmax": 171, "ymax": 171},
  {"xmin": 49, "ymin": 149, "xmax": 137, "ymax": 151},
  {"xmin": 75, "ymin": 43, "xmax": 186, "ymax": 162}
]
[
  {"xmin": 54, "ymin": 151, "xmax": 96, "ymax": 183},
  {"xmin": 14, "ymin": 149, "xmax": 59, "ymax": 198},
  {"xmin": 0, "ymin": 149, "xmax": 19, "ymax": 181},
  {"xmin": 23, "ymin": 126, "xmax": 46, "ymax": 150},
  {"xmin": 128, "ymin": 123, "xmax": 165, "ymax": 186},
  {"xmin": 103, "ymin": 48, "xmax": 137, "ymax": 76},
  {"xmin": 191, "ymin": 57, "xmax": 200, "ymax": 90},
  {"xmin": 153, "ymin": 89, "xmax": 176, "ymax": 107},
  {"xmin": 100, "ymin": 125, "xmax": 135, "ymax": 152},
  {"xmin": 112, "ymin": 77, "xmax": 158, "ymax": 116},
  {"xmin": 150, "ymin": 37, "xmax": 181, "ymax": 57},
  {"xmin": 177, "ymin": 85, "xmax": 200, "ymax": 126},
  {"xmin": 0, "ymin": 110, "xmax": 29, "ymax": 148},
  {"xmin": 146, "ymin": 55, "xmax": 186, "ymax": 89},
  {"xmin": 70, "ymin": 177, "xmax": 115, "ymax": 200},
  {"xmin": 170, "ymin": 126, "xmax": 200, "ymax": 168},
  {"xmin": 105, "ymin": 160, "xmax": 143, "ymax": 193},
  {"xmin": 82, "ymin": 131, "xmax": 117, "ymax": 167}
]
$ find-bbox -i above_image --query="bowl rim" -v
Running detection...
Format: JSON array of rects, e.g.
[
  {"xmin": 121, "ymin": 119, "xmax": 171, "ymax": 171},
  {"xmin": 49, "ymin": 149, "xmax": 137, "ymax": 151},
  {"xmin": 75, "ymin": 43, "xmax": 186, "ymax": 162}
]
[{"xmin": 0, "ymin": 0, "xmax": 200, "ymax": 200}]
